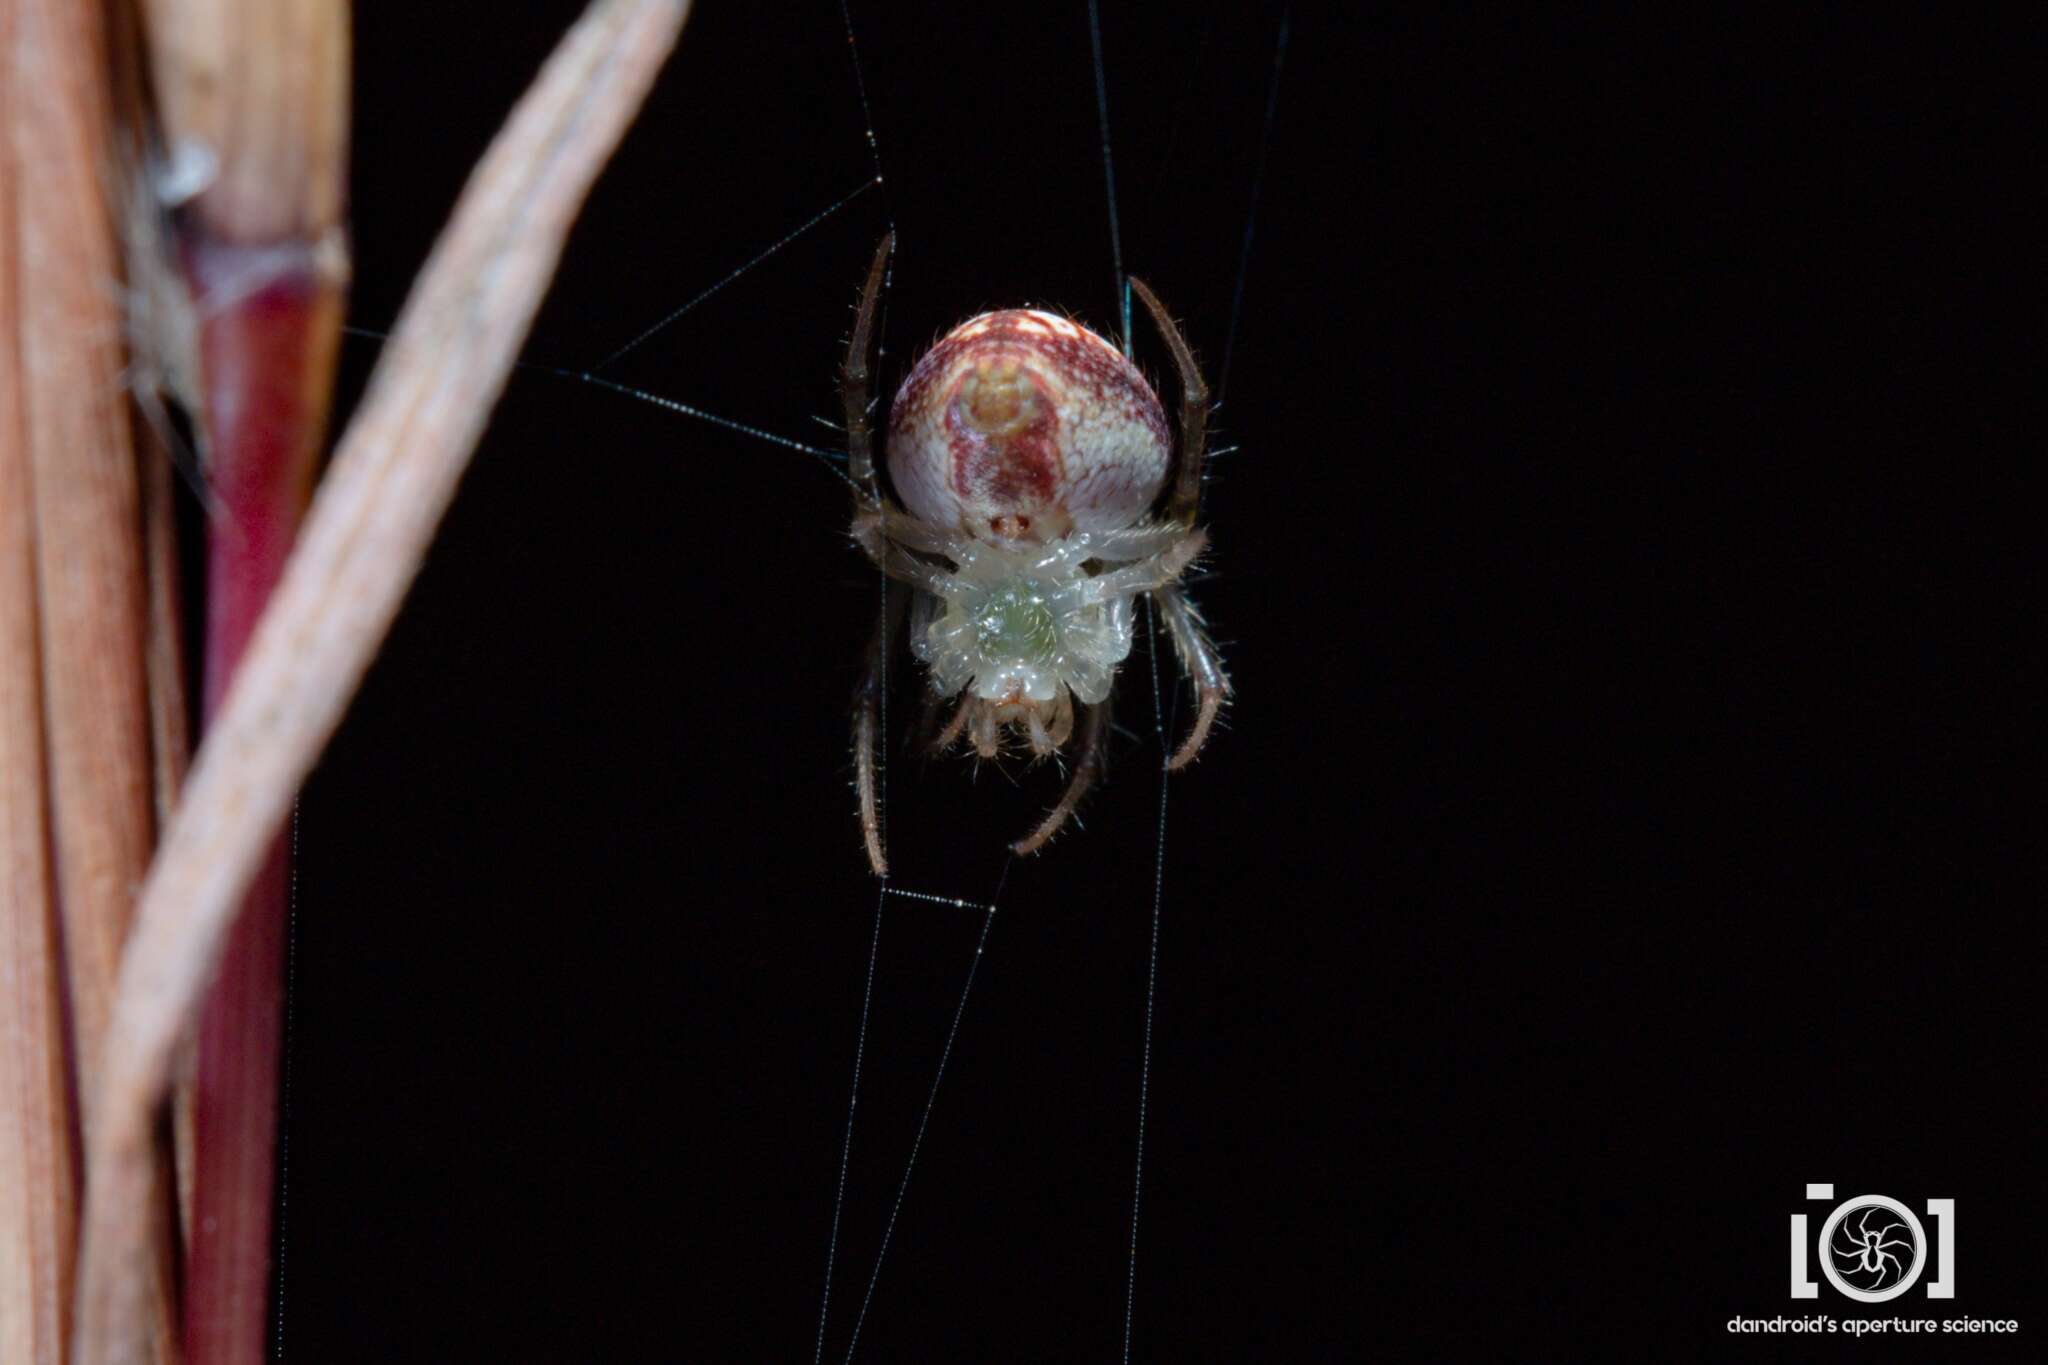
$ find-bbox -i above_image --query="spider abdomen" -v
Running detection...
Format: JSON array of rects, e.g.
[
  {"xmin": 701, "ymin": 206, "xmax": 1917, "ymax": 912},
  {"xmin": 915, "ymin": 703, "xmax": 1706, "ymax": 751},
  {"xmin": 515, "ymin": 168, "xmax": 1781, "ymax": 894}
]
[{"xmin": 887, "ymin": 309, "xmax": 1169, "ymax": 543}]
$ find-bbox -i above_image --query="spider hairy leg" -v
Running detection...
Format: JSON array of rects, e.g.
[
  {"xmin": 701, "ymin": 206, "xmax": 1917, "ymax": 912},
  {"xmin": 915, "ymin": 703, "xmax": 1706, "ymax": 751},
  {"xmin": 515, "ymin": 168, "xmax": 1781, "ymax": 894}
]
[
  {"xmin": 855, "ymin": 676, "xmax": 886, "ymax": 876},
  {"xmin": 1129, "ymin": 275, "xmax": 1211, "ymax": 529},
  {"xmin": 844, "ymin": 234, "xmax": 896, "ymax": 876},
  {"xmin": 1155, "ymin": 581, "xmax": 1230, "ymax": 769},
  {"xmin": 842, "ymin": 232, "xmax": 894, "ymax": 504},
  {"xmin": 932, "ymin": 697, "xmax": 971, "ymax": 753},
  {"xmin": 1085, "ymin": 522, "xmax": 1195, "ymax": 563},
  {"xmin": 851, "ymin": 511, "xmax": 958, "ymax": 596},
  {"xmin": 1012, "ymin": 700, "xmax": 1108, "ymax": 856},
  {"xmin": 1046, "ymin": 686, "xmax": 1075, "ymax": 748},
  {"xmin": 1025, "ymin": 707, "xmax": 1056, "ymax": 756},
  {"xmin": 971, "ymin": 702, "xmax": 999, "ymax": 759},
  {"xmin": 1079, "ymin": 530, "xmax": 1206, "ymax": 605},
  {"xmin": 852, "ymin": 587, "xmax": 905, "ymax": 877}
]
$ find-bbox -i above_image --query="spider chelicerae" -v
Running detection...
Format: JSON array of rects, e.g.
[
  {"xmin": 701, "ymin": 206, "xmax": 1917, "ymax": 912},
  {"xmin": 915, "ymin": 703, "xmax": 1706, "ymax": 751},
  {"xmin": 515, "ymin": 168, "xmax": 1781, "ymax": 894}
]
[{"xmin": 840, "ymin": 235, "xmax": 1230, "ymax": 874}]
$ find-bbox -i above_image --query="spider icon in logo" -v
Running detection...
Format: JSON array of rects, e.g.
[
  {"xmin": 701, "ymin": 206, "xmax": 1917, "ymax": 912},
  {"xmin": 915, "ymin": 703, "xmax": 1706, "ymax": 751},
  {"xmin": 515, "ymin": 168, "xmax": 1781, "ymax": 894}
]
[{"xmin": 1819, "ymin": 1195, "xmax": 1926, "ymax": 1302}]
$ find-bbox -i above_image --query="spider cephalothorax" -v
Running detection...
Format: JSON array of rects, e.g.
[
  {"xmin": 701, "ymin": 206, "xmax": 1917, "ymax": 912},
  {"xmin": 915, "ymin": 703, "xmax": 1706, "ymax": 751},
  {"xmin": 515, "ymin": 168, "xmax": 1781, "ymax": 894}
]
[{"xmin": 843, "ymin": 236, "xmax": 1228, "ymax": 873}]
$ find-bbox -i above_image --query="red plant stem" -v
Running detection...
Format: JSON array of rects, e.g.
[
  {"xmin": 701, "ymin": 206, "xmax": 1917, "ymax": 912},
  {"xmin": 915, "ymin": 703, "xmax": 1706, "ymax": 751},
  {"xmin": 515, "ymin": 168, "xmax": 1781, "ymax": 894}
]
[{"xmin": 183, "ymin": 237, "xmax": 338, "ymax": 1365}]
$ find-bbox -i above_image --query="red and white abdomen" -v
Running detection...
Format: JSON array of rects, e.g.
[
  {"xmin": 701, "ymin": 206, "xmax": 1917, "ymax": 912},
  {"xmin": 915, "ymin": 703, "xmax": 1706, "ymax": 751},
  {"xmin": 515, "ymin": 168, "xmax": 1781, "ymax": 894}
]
[{"xmin": 887, "ymin": 309, "xmax": 1170, "ymax": 542}]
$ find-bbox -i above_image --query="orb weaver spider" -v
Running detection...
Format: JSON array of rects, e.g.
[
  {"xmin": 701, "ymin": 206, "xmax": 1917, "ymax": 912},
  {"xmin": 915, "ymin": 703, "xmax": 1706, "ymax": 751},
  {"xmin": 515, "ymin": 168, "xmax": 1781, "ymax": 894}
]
[{"xmin": 840, "ymin": 235, "xmax": 1230, "ymax": 874}]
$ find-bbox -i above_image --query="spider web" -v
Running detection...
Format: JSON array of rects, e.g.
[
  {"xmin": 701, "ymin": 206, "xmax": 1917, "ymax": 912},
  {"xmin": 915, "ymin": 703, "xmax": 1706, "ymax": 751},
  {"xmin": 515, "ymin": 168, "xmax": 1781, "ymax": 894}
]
[{"xmin": 277, "ymin": 3, "xmax": 1286, "ymax": 1357}]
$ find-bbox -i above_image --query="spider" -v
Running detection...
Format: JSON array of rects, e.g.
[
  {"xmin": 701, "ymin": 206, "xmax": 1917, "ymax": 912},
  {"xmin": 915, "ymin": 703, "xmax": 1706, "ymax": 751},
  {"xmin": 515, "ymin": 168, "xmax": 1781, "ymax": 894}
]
[
  {"xmin": 1831, "ymin": 1208, "xmax": 1913, "ymax": 1285},
  {"xmin": 840, "ymin": 235, "xmax": 1230, "ymax": 874}
]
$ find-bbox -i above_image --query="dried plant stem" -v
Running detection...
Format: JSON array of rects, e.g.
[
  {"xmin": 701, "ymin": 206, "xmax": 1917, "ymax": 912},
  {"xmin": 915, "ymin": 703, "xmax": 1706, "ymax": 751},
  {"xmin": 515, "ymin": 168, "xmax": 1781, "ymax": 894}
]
[
  {"xmin": 1, "ymin": 28, "xmax": 78, "ymax": 1353},
  {"xmin": 72, "ymin": 2, "xmax": 693, "ymax": 1358},
  {"xmin": 0, "ymin": 486, "xmax": 75, "ymax": 1364},
  {"xmin": 144, "ymin": 3, "xmax": 352, "ymax": 1356},
  {"xmin": 13, "ymin": 0, "xmax": 156, "ymax": 1150},
  {"xmin": 141, "ymin": 0, "xmax": 347, "ymax": 247},
  {"xmin": 9, "ymin": 0, "xmax": 179, "ymax": 1357}
]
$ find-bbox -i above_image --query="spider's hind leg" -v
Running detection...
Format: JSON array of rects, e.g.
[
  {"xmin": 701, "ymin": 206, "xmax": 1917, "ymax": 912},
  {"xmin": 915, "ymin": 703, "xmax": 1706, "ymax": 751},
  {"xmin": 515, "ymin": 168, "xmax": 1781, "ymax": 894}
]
[
  {"xmin": 852, "ymin": 581, "xmax": 911, "ymax": 877},
  {"xmin": 1154, "ymin": 582, "xmax": 1231, "ymax": 770},
  {"xmin": 1011, "ymin": 698, "xmax": 1109, "ymax": 857},
  {"xmin": 854, "ymin": 650, "xmax": 887, "ymax": 876}
]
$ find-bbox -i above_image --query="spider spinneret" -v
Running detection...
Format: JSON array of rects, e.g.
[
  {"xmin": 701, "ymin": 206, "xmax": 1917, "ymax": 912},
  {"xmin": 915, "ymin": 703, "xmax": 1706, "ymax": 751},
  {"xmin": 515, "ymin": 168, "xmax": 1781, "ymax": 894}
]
[{"xmin": 841, "ymin": 236, "xmax": 1229, "ymax": 873}]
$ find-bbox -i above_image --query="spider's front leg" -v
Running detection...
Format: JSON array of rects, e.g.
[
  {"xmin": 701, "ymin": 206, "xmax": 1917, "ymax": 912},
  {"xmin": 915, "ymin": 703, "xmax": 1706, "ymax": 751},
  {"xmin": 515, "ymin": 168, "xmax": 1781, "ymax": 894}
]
[
  {"xmin": 842, "ymin": 232, "xmax": 893, "ymax": 507},
  {"xmin": 1129, "ymin": 275, "xmax": 1211, "ymax": 530}
]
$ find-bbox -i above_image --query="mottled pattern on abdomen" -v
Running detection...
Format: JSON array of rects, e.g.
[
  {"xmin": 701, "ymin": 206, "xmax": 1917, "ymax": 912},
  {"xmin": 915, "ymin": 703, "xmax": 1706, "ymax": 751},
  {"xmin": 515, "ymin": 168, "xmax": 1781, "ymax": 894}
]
[{"xmin": 887, "ymin": 310, "xmax": 1170, "ymax": 542}]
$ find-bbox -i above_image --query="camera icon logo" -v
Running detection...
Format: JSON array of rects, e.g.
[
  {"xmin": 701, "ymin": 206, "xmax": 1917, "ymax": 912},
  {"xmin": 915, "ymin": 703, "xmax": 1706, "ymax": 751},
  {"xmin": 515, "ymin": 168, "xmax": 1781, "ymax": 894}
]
[
  {"xmin": 1819, "ymin": 1196, "xmax": 1923, "ymax": 1302},
  {"xmin": 1791, "ymin": 1186, "xmax": 1955, "ymax": 1301}
]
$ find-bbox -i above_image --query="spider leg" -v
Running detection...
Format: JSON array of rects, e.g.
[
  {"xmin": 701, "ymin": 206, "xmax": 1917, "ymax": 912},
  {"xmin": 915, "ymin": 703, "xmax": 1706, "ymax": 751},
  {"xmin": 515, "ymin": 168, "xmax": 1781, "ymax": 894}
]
[
  {"xmin": 842, "ymin": 232, "xmax": 894, "ymax": 508},
  {"xmin": 931, "ymin": 695, "xmax": 971, "ymax": 753},
  {"xmin": 1154, "ymin": 582, "xmax": 1231, "ymax": 770},
  {"xmin": 1081, "ymin": 529, "xmax": 1207, "ymax": 603},
  {"xmin": 1128, "ymin": 275, "xmax": 1211, "ymax": 529},
  {"xmin": 1025, "ymin": 707, "xmax": 1056, "ymax": 757},
  {"xmin": 853, "ymin": 511, "xmax": 961, "ymax": 596},
  {"xmin": 854, "ymin": 658, "xmax": 886, "ymax": 877},
  {"xmin": 1046, "ymin": 686, "xmax": 1075, "ymax": 748},
  {"xmin": 1012, "ymin": 700, "xmax": 1109, "ymax": 856},
  {"xmin": 969, "ymin": 700, "xmax": 1000, "ymax": 759},
  {"xmin": 1085, "ymin": 521, "xmax": 1195, "ymax": 564},
  {"xmin": 851, "ymin": 578, "xmax": 909, "ymax": 877},
  {"xmin": 877, "ymin": 505, "xmax": 966, "ymax": 560}
]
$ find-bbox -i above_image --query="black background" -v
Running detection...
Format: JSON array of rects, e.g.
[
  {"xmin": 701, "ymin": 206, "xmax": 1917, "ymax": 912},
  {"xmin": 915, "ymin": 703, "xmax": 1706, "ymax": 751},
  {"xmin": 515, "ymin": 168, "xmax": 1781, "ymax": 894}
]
[{"xmin": 273, "ymin": 2, "xmax": 2035, "ymax": 1359}]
